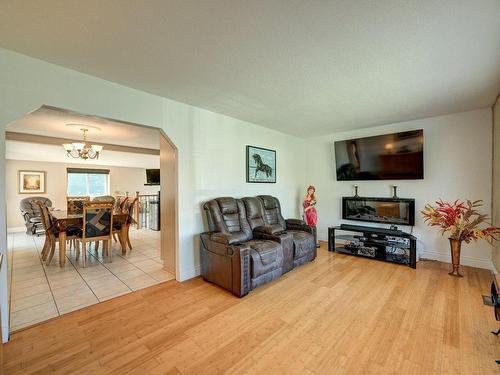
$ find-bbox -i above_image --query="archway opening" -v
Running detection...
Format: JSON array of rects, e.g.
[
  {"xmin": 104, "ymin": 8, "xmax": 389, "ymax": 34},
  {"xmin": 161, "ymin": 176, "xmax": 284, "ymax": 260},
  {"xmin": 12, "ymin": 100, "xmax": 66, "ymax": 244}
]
[{"xmin": 4, "ymin": 105, "xmax": 178, "ymax": 332}]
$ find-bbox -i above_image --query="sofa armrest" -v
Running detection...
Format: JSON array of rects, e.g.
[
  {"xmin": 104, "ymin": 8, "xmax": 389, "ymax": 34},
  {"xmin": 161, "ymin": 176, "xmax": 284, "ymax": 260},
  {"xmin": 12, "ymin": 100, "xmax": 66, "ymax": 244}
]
[
  {"xmin": 200, "ymin": 232, "xmax": 251, "ymax": 297},
  {"xmin": 253, "ymin": 224, "xmax": 285, "ymax": 236},
  {"xmin": 286, "ymin": 218, "xmax": 305, "ymax": 226},
  {"xmin": 210, "ymin": 232, "xmax": 245, "ymax": 245},
  {"xmin": 285, "ymin": 218, "xmax": 313, "ymax": 233},
  {"xmin": 210, "ymin": 232, "xmax": 232, "ymax": 245},
  {"xmin": 201, "ymin": 233, "xmax": 234, "ymax": 254}
]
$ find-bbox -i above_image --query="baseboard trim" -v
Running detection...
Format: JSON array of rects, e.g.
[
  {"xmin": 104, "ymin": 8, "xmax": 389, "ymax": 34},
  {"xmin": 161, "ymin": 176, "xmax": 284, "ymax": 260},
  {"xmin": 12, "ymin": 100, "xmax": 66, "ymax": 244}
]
[
  {"xmin": 420, "ymin": 250, "xmax": 492, "ymax": 270},
  {"xmin": 178, "ymin": 264, "xmax": 201, "ymax": 282},
  {"xmin": 7, "ymin": 227, "xmax": 25, "ymax": 233}
]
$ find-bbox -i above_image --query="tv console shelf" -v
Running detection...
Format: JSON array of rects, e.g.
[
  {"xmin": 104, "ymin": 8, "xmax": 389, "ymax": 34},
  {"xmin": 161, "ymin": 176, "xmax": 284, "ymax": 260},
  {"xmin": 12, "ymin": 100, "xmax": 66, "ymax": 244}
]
[{"xmin": 328, "ymin": 224, "xmax": 417, "ymax": 269}]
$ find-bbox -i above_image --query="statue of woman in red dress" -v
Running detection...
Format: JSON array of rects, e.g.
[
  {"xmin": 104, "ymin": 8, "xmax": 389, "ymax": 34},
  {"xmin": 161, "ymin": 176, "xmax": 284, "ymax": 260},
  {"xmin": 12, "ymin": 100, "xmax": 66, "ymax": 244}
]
[
  {"xmin": 303, "ymin": 185, "xmax": 319, "ymax": 247},
  {"xmin": 303, "ymin": 185, "xmax": 317, "ymax": 226}
]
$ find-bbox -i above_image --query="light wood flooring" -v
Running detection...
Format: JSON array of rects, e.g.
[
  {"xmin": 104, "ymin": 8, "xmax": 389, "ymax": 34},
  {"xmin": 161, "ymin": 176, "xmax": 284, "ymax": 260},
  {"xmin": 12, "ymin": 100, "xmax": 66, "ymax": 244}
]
[{"xmin": 3, "ymin": 244, "xmax": 499, "ymax": 374}]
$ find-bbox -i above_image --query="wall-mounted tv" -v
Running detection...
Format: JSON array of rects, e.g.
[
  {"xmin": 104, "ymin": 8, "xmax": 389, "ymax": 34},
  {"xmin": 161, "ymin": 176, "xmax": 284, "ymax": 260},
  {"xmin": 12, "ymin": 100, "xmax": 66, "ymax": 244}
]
[
  {"xmin": 145, "ymin": 169, "xmax": 160, "ymax": 185},
  {"xmin": 334, "ymin": 130, "xmax": 423, "ymax": 180}
]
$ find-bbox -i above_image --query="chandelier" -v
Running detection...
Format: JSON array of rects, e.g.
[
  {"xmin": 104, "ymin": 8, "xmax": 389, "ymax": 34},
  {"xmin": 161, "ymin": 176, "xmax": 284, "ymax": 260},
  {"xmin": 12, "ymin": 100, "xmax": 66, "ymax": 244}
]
[{"xmin": 62, "ymin": 128, "xmax": 103, "ymax": 160}]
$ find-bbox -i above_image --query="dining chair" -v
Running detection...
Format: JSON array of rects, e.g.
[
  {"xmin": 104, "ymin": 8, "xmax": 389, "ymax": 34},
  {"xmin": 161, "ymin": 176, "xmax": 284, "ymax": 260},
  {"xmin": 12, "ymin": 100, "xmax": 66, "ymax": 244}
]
[
  {"xmin": 113, "ymin": 197, "xmax": 138, "ymax": 251},
  {"xmin": 93, "ymin": 195, "xmax": 116, "ymax": 204},
  {"xmin": 67, "ymin": 196, "xmax": 90, "ymax": 214},
  {"xmin": 111, "ymin": 196, "xmax": 128, "ymax": 242},
  {"xmin": 36, "ymin": 201, "xmax": 79, "ymax": 266},
  {"xmin": 119, "ymin": 197, "xmax": 129, "ymax": 212},
  {"xmin": 76, "ymin": 202, "xmax": 114, "ymax": 267}
]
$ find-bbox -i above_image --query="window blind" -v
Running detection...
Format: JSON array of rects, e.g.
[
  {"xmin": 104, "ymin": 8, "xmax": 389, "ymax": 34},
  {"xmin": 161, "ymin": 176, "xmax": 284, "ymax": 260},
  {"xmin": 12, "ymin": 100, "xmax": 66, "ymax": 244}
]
[{"xmin": 67, "ymin": 168, "xmax": 110, "ymax": 175}]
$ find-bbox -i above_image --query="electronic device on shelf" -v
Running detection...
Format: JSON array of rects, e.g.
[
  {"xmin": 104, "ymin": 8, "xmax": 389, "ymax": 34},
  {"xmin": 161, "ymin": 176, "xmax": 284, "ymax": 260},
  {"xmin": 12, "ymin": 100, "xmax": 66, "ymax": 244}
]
[
  {"xmin": 341, "ymin": 197, "xmax": 415, "ymax": 226},
  {"xmin": 329, "ymin": 224, "xmax": 417, "ymax": 269},
  {"xmin": 339, "ymin": 224, "xmax": 405, "ymax": 236}
]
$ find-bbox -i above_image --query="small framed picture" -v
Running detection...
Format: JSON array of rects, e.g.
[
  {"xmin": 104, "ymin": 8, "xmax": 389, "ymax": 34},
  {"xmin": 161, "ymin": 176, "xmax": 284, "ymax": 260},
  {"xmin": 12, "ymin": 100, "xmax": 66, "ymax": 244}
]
[
  {"xmin": 18, "ymin": 170, "xmax": 46, "ymax": 194},
  {"xmin": 246, "ymin": 145, "xmax": 276, "ymax": 183}
]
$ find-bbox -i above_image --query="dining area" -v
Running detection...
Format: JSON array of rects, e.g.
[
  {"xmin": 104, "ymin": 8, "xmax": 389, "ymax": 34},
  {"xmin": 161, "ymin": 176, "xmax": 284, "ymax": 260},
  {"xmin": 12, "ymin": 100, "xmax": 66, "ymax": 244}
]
[
  {"xmin": 37, "ymin": 195, "xmax": 138, "ymax": 268},
  {"xmin": 9, "ymin": 194, "xmax": 172, "ymax": 332}
]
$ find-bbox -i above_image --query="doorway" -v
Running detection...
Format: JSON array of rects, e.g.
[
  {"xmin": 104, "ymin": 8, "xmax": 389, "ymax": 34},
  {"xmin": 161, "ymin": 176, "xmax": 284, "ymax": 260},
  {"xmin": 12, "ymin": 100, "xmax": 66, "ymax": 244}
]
[{"xmin": 4, "ymin": 105, "xmax": 179, "ymax": 331}]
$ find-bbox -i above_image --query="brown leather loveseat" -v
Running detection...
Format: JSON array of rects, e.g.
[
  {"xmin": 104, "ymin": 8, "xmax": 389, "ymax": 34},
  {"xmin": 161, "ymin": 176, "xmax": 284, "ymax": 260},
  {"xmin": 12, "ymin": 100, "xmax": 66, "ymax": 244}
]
[{"xmin": 200, "ymin": 196, "xmax": 316, "ymax": 297}]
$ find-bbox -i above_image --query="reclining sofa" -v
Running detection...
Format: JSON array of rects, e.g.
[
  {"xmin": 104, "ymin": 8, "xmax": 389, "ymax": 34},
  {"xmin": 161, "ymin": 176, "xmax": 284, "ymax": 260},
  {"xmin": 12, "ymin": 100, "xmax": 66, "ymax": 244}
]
[{"xmin": 200, "ymin": 195, "xmax": 317, "ymax": 297}]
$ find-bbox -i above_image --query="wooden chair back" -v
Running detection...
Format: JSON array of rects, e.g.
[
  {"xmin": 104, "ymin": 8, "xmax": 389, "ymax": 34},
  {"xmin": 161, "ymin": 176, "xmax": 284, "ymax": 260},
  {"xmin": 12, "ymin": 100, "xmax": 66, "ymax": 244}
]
[
  {"xmin": 82, "ymin": 202, "xmax": 114, "ymax": 242},
  {"xmin": 34, "ymin": 201, "xmax": 56, "ymax": 241},
  {"xmin": 125, "ymin": 197, "xmax": 138, "ymax": 225},
  {"xmin": 93, "ymin": 195, "xmax": 116, "ymax": 204},
  {"xmin": 67, "ymin": 196, "xmax": 90, "ymax": 214},
  {"xmin": 119, "ymin": 197, "xmax": 129, "ymax": 213}
]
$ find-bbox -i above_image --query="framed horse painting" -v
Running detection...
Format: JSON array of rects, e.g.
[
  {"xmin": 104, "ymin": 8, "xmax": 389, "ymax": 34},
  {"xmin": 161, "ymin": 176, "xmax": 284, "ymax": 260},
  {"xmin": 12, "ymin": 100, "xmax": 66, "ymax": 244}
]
[{"xmin": 246, "ymin": 145, "xmax": 276, "ymax": 183}]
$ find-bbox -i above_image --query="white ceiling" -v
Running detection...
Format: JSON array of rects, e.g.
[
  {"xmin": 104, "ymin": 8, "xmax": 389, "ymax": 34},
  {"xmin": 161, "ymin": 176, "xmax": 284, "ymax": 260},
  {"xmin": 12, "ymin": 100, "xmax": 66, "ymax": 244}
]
[
  {"xmin": 0, "ymin": 1, "xmax": 499, "ymax": 137},
  {"xmin": 7, "ymin": 106, "xmax": 160, "ymax": 149},
  {"xmin": 6, "ymin": 140, "xmax": 159, "ymax": 169}
]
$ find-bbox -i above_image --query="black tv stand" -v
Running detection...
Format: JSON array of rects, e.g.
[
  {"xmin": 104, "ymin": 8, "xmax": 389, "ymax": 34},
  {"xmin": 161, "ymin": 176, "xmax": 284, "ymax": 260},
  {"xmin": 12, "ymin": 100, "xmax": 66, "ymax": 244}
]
[{"xmin": 328, "ymin": 224, "xmax": 417, "ymax": 269}]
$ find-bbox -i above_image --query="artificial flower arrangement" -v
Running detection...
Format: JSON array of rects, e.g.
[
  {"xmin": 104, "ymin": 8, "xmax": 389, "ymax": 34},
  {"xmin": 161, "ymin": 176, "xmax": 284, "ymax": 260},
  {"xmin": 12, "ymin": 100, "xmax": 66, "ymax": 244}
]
[
  {"xmin": 421, "ymin": 199, "xmax": 500, "ymax": 243},
  {"xmin": 421, "ymin": 199, "xmax": 500, "ymax": 276}
]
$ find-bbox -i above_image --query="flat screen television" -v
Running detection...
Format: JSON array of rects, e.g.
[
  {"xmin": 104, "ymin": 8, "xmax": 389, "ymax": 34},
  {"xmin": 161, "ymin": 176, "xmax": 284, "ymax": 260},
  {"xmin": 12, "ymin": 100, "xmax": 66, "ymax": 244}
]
[
  {"xmin": 334, "ymin": 129, "xmax": 423, "ymax": 180},
  {"xmin": 145, "ymin": 169, "xmax": 160, "ymax": 185},
  {"xmin": 342, "ymin": 197, "xmax": 415, "ymax": 226}
]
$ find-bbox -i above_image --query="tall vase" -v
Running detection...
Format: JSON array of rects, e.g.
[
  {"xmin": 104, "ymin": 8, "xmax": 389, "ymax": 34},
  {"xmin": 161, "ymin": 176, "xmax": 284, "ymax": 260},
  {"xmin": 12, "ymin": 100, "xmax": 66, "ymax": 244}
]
[{"xmin": 448, "ymin": 238, "xmax": 463, "ymax": 277}]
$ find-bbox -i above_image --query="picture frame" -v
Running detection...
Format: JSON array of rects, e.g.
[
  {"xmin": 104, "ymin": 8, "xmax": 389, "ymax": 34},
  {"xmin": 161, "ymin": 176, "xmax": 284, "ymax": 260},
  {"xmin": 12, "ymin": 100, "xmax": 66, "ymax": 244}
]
[
  {"xmin": 246, "ymin": 145, "xmax": 276, "ymax": 183},
  {"xmin": 18, "ymin": 170, "xmax": 46, "ymax": 194}
]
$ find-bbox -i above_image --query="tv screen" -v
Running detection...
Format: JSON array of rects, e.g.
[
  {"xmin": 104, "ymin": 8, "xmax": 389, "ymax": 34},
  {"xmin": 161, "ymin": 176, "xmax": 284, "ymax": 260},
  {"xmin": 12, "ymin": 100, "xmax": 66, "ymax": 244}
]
[
  {"xmin": 146, "ymin": 169, "xmax": 160, "ymax": 185},
  {"xmin": 334, "ymin": 130, "xmax": 423, "ymax": 180}
]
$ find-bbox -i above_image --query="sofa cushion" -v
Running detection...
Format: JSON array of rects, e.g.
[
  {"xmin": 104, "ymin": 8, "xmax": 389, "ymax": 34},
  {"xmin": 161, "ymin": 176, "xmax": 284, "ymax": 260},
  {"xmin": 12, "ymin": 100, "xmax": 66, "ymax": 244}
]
[
  {"xmin": 287, "ymin": 230, "xmax": 315, "ymax": 259},
  {"xmin": 246, "ymin": 240, "xmax": 283, "ymax": 278}
]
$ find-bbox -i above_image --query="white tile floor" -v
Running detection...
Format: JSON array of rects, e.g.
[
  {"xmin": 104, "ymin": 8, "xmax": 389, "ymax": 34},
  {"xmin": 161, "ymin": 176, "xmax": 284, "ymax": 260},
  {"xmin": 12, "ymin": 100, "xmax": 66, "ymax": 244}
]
[{"xmin": 8, "ymin": 228, "xmax": 175, "ymax": 332}]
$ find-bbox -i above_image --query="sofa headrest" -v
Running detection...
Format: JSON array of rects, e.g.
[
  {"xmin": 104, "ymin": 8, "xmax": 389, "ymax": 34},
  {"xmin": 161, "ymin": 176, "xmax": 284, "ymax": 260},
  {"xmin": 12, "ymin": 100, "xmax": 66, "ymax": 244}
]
[
  {"xmin": 216, "ymin": 197, "xmax": 239, "ymax": 215},
  {"xmin": 20, "ymin": 197, "xmax": 52, "ymax": 213},
  {"xmin": 258, "ymin": 195, "xmax": 278, "ymax": 210},
  {"xmin": 242, "ymin": 197, "xmax": 262, "ymax": 219}
]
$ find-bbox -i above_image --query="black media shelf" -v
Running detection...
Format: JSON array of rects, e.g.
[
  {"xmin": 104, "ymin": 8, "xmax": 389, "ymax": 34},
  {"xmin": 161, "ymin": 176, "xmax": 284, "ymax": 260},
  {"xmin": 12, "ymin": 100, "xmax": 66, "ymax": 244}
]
[{"xmin": 328, "ymin": 224, "xmax": 417, "ymax": 269}]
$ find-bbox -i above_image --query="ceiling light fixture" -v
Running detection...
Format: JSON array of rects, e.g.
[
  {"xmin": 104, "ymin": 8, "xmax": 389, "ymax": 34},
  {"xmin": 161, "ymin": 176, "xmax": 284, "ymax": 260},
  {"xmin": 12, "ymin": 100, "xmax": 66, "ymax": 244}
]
[{"xmin": 62, "ymin": 128, "xmax": 103, "ymax": 160}]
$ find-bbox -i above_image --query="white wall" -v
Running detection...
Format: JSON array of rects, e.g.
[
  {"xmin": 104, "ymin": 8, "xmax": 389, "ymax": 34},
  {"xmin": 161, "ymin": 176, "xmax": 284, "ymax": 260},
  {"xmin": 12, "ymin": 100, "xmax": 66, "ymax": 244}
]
[
  {"xmin": 6, "ymin": 160, "xmax": 160, "ymax": 229},
  {"xmin": 166, "ymin": 100, "xmax": 307, "ymax": 281},
  {"xmin": 305, "ymin": 108, "xmax": 493, "ymax": 269},
  {"xmin": 0, "ymin": 48, "xmax": 306, "ymax": 341}
]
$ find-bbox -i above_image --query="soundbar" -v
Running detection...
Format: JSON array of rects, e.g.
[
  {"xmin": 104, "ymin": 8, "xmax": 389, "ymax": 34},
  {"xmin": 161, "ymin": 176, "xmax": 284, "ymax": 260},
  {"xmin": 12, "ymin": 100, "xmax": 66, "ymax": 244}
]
[{"xmin": 340, "ymin": 224, "xmax": 403, "ymax": 236}]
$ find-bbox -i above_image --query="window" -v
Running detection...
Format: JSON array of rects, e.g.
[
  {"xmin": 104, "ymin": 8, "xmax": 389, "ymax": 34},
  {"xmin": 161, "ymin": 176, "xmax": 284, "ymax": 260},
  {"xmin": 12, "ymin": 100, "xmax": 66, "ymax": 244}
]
[{"xmin": 67, "ymin": 168, "xmax": 110, "ymax": 197}]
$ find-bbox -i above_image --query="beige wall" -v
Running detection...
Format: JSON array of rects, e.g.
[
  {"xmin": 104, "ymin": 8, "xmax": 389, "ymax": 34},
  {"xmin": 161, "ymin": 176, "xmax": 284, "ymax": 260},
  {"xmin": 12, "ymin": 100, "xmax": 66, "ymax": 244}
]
[
  {"xmin": 306, "ymin": 108, "xmax": 494, "ymax": 269},
  {"xmin": 6, "ymin": 159, "xmax": 159, "ymax": 229},
  {"xmin": 493, "ymin": 95, "xmax": 500, "ymax": 271}
]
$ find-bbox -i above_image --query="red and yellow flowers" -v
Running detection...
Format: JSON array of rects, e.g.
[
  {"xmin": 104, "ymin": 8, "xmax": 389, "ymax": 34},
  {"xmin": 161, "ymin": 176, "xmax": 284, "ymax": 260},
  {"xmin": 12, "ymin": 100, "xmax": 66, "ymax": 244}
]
[{"xmin": 421, "ymin": 199, "xmax": 500, "ymax": 243}]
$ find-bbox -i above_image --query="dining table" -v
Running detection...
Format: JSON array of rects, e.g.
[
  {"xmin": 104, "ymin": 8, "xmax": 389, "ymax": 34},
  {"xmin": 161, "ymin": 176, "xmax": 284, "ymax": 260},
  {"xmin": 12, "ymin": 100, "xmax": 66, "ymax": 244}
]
[{"xmin": 50, "ymin": 210, "xmax": 132, "ymax": 267}]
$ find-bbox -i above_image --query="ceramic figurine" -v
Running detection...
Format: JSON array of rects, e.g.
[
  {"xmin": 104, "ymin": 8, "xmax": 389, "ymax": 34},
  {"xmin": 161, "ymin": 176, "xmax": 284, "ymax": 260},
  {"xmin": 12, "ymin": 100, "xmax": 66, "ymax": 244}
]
[{"xmin": 303, "ymin": 185, "xmax": 319, "ymax": 247}]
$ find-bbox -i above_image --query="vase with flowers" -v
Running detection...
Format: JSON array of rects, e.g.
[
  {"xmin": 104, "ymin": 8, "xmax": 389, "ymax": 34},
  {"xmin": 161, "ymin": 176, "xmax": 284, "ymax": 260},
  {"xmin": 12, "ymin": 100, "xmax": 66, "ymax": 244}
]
[{"xmin": 421, "ymin": 199, "xmax": 500, "ymax": 277}]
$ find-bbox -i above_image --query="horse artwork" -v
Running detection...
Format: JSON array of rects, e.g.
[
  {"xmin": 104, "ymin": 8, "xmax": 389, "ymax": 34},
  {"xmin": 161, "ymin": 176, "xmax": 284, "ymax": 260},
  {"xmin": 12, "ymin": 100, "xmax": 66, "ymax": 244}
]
[{"xmin": 246, "ymin": 145, "xmax": 276, "ymax": 183}]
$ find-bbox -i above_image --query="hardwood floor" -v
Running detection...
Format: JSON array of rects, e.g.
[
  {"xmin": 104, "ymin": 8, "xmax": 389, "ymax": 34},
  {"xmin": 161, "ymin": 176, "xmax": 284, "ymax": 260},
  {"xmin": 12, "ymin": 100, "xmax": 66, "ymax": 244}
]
[{"xmin": 3, "ymin": 244, "xmax": 499, "ymax": 374}]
